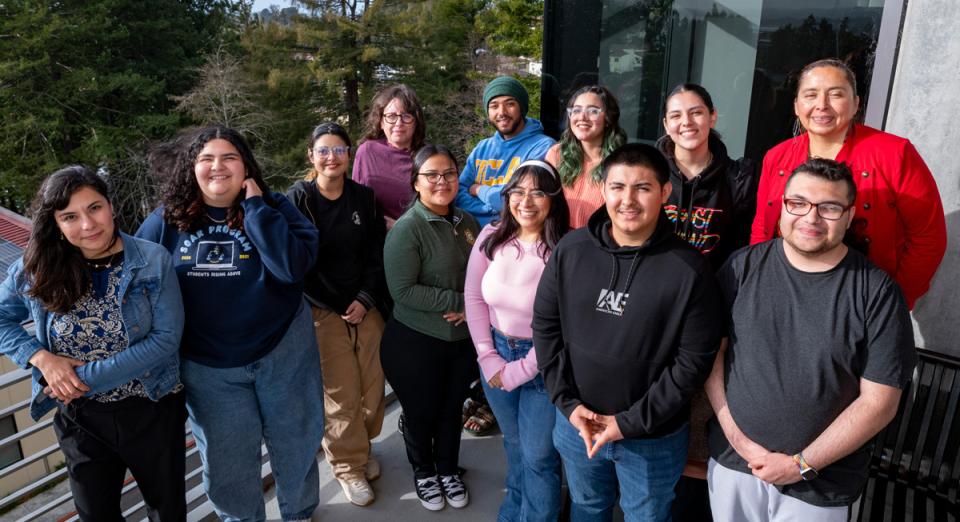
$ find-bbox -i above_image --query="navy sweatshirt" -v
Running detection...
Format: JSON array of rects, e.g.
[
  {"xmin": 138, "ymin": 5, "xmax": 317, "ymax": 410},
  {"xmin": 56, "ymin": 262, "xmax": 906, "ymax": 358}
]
[{"xmin": 136, "ymin": 193, "xmax": 319, "ymax": 368}]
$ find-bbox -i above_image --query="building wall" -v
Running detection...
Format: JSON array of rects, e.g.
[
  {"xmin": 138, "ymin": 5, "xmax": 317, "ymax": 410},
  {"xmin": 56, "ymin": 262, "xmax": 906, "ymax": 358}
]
[
  {"xmin": 0, "ymin": 357, "xmax": 63, "ymax": 497},
  {"xmin": 885, "ymin": 0, "xmax": 960, "ymax": 356}
]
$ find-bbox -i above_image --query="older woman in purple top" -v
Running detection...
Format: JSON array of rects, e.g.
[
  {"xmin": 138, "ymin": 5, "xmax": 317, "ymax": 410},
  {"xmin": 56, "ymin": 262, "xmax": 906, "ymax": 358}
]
[{"xmin": 352, "ymin": 84, "xmax": 426, "ymax": 228}]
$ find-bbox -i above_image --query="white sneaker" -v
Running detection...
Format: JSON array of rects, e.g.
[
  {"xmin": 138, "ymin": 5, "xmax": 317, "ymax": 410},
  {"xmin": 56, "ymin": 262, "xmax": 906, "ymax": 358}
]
[
  {"xmin": 338, "ymin": 476, "xmax": 375, "ymax": 506},
  {"xmin": 415, "ymin": 475, "xmax": 445, "ymax": 511},
  {"xmin": 365, "ymin": 456, "xmax": 381, "ymax": 481},
  {"xmin": 440, "ymin": 474, "xmax": 469, "ymax": 508}
]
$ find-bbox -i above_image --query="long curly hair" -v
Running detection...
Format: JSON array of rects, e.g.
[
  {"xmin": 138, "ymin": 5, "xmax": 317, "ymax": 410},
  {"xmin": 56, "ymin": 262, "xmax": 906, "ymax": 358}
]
[
  {"xmin": 480, "ymin": 163, "xmax": 570, "ymax": 262},
  {"xmin": 23, "ymin": 166, "xmax": 119, "ymax": 314},
  {"xmin": 557, "ymin": 85, "xmax": 627, "ymax": 187},
  {"xmin": 359, "ymin": 84, "xmax": 426, "ymax": 151},
  {"xmin": 151, "ymin": 126, "xmax": 269, "ymax": 232}
]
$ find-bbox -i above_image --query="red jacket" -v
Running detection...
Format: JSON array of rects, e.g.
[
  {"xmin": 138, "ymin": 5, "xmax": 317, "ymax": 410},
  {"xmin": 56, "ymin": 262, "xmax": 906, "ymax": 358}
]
[{"xmin": 750, "ymin": 124, "xmax": 946, "ymax": 309}]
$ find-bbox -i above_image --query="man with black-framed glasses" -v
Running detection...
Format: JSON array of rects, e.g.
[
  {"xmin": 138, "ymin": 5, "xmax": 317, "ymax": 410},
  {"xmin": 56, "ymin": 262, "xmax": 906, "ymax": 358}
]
[{"xmin": 705, "ymin": 158, "xmax": 916, "ymax": 521}]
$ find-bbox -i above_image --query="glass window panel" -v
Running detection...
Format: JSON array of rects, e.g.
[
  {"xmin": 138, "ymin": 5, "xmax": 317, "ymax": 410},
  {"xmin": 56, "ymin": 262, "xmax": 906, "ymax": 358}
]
[{"xmin": 546, "ymin": 0, "xmax": 885, "ymax": 160}]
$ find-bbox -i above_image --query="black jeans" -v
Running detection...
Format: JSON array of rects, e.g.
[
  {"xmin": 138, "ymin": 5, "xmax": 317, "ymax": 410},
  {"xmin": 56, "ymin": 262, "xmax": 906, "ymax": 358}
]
[
  {"xmin": 53, "ymin": 391, "xmax": 188, "ymax": 522},
  {"xmin": 380, "ymin": 318, "xmax": 476, "ymax": 478}
]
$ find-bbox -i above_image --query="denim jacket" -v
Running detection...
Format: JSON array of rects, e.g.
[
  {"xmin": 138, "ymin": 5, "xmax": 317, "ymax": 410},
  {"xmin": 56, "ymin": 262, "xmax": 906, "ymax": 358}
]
[{"xmin": 0, "ymin": 232, "xmax": 184, "ymax": 420}]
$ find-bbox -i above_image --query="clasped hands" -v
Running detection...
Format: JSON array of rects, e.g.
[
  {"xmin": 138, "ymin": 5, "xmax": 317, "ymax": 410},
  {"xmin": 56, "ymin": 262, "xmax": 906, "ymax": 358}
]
[
  {"xmin": 568, "ymin": 405, "xmax": 624, "ymax": 459},
  {"xmin": 736, "ymin": 436, "xmax": 802, "ymax": 486},
  {"xmin": 29, "ymin": 349, "xmax": 89, "ymax": 404}
]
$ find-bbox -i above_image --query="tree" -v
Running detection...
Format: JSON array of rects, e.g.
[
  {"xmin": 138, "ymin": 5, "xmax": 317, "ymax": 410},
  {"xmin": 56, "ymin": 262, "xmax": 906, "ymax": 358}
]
[
  {"xmin": 477, "ymin": 0, "xmax": 544, "ymax": 59},
  {"xmin": 173, "ymin": 46, "xmax": 273, "ymax": 141},
  {"xmin": 0, "ymin": 0, "xmax": 238, "ymax": 218}
]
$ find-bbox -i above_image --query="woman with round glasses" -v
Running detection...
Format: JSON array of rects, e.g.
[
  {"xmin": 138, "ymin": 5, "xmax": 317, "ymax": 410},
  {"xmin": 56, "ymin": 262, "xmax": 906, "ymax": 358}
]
[
  {"xmin": 657, "ymin": 83, "xmax": 758, "ymax": 272},
  {"xmin": 464, "ymin": 160, "xmax": 569, "ymax": 521},
  {"xmin": 380, "ymin": 145, "xmax": 480, "ymax": 512},
  {"xmin": 751, "ymin": 58, "xmax": 945, "ymax": 309},
  {"xmin": 353, "ymin": 84, "xmax": 427, "ymax": 228},
  {"xmin": 287, "ymin": 122, "xmax": 388, "ymax": 507},
  {"xmin": 545, "ymin": 85, "xmax": 626, "ymax": 228}
]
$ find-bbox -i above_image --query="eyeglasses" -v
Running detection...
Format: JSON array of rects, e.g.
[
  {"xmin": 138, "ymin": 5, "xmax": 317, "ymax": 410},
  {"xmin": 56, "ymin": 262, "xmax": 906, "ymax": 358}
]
[
  {"xmin": 506, "ymin": 189, "xmax": 548, "ymax": 201},
  {"xmin": 418, "ymin": 171, "xmax": 458, "ymax": 184},
  {"xmin": 312, "ymin": 146, "xmax": 349, "ymax": 157},
  {"xmin": 783, "ymin": 198, "xmax": 852, "ymax": 221},
  {"xmin": 566, "ymin": 106, "xmax": 604, "ymax": 119},
  {"xmin": 383, "ymin": 112, "xmax": 415, "ymax": 124}
]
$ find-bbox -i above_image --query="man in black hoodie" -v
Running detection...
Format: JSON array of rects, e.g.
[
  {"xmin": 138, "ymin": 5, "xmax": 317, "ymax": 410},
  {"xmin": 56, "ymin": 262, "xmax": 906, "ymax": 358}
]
[{"xmin": 533, "ymin": 143, "xmax": 723, "ymax": 521}]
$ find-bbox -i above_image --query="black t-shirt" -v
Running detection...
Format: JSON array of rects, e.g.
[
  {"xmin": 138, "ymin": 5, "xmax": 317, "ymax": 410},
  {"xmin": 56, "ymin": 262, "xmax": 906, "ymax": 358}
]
[
  {"xmin": 287, "ymin": 179, "xmax": 386, "ymax": 315},
  {"xmin": 709, "ymin": 239, "xmax": 916, "ymax": 507}
]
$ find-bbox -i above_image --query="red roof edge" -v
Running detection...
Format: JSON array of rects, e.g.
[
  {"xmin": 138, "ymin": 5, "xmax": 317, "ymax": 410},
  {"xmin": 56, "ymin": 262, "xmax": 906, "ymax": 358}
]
[{"xmin": 0, "ymin": 207, "xmax": 32, "ymax": 248}]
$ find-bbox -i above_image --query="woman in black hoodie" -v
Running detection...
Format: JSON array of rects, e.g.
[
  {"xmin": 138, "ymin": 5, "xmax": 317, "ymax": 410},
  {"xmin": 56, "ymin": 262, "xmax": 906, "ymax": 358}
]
[
  {"xmin": 657, "ymin": 84, "xmax": 758, "ymax": 521},
  {"xmin": 658, "ymin": 83, "xmax": 758, "ymax": 271}
]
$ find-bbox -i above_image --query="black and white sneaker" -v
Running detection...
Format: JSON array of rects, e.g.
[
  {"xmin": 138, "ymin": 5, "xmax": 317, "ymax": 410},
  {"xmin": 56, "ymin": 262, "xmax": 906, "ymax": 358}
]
[
  {"xmin": 415, "ymin": 475, "xmax": 445, "ymax": 511},
  {"xmin": 440, "ymin": 474, "xmax": 469, "ymax": 508}
]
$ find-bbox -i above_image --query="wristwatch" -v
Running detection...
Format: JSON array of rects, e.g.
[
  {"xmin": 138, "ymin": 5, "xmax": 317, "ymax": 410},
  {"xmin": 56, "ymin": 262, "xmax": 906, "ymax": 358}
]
[{"xmin": 793, "ymin": 452, "xmax": 819, "ymax": 480}]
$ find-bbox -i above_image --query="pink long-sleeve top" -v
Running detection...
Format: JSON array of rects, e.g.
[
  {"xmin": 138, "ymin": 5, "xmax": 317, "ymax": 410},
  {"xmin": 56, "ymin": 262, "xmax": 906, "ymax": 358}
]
[{"xmin": 465, "ymin": 225, "xmax": 546, "ymax": 392}]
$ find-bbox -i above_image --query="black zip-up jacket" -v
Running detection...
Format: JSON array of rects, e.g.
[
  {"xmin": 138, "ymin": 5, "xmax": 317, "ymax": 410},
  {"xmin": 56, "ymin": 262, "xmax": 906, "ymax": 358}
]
[
  {"xmin": 287, "ymin": 178, "xmax": 388, "ymax": 315},
  {"xmin": 532, "ymin": 206, "xmax": 723, "ymax": 439},
  {"xmin": 657, "ymin": 134, "xmax": 758, "ymax": 271}
]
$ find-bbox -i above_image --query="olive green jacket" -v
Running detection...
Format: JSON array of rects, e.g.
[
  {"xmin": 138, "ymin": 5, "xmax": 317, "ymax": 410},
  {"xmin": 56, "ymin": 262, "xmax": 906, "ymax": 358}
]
[{"xmin": 384, "ymin": 200, "xmax": 480, "ymax": 341}]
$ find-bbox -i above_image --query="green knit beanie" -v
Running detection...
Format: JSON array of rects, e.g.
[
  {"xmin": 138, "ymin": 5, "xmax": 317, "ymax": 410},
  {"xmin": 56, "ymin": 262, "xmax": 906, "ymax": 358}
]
[{"xmin": 483, "ymin": 76, "xmax": 529, "ymax": 117}]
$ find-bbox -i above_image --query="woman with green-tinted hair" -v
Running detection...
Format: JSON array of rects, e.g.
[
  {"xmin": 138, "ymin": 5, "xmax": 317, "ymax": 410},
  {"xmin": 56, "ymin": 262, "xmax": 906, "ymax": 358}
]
[{"xmin": 545, "ymin": 84, "xmax": 627, "ymax": 228}]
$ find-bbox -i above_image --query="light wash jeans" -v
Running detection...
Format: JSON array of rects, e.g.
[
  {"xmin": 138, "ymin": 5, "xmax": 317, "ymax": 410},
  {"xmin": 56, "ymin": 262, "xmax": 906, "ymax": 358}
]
[
  {"xmin": 182, "ymin": 302, "xmax": 324, "ymax": 522},
  {"xmin": 481, "ymin": 329, "xmax": 561, "ymax": 522},
  {"xmin": 553, "ymin": 409, "xmax": 689, "ymax": 522}
]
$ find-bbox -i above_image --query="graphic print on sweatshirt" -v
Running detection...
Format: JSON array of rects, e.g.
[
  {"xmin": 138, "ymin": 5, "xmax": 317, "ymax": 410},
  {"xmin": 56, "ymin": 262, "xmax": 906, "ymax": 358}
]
[
  {"xmin": 473, "ymin": 157, "xmax": 522, "ymax": 186},
  {"xmin": 595, "ymin": 288, "xmax": 629, "ymax": 316},
  {"xmin": 176, "ymin": 224, "xmax": 254, "ymax": 278},
  {"xmin": 663, "ymin": 204, "xmax": 724, "ymax": 253}
]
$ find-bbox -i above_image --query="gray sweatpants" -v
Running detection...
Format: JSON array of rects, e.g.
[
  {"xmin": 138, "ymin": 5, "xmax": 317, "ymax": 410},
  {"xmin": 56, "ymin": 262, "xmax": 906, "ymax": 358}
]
[{"xmin": 707, "ymin": 459, "xmax": 849, "ymax": 522}]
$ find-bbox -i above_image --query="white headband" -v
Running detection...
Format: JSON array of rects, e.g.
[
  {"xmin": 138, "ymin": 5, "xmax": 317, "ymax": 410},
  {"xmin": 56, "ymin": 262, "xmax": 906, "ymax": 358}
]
[{"xmin": 515, "ymin": 159, "xmax": 559, "ymax": 179}]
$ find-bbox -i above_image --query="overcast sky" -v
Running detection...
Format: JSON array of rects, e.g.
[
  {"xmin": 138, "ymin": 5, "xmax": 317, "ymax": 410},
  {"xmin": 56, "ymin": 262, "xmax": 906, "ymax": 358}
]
[{"xmin": 252, "ymin": 0, "xmax": 288, "ymax": 12}]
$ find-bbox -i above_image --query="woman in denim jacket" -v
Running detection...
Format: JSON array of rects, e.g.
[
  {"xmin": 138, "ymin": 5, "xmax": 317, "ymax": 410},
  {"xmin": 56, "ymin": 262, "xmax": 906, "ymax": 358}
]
[{"xmin": 0, "ymin": 166, "xmax": 186, "ymax": 521}]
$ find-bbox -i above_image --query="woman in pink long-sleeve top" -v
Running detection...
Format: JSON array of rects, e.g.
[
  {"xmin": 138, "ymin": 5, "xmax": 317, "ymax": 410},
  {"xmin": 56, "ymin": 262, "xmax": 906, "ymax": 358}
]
[{"xmin": 464, "ymin": 160, "xmax": 570, "ymax": 522}]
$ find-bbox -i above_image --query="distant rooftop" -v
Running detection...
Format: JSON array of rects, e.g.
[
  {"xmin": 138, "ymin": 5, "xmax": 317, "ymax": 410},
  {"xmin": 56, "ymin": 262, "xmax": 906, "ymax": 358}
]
[{"xmin": 0, "ymin": 207, "xmax": 31, "ymax": 274}]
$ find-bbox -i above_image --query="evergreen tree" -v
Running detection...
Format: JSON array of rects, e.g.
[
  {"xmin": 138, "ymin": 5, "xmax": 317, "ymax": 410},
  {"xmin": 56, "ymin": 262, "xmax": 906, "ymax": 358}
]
[{"xmin": 0, "ymin": 0, "xmax": 238, "ymax": 214}]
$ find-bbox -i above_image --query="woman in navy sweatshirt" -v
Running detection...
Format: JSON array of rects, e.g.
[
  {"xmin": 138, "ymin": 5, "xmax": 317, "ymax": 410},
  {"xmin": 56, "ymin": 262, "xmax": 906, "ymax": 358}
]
[{"xmin": 137, "ymin": 126, "xmax": 323, "ymax": 521}]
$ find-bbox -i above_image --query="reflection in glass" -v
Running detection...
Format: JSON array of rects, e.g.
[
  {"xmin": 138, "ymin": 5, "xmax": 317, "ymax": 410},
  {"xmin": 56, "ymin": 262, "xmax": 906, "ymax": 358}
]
[{"xmin": 556, "ymin": 0, "xmax": 886, "ymax": 160}]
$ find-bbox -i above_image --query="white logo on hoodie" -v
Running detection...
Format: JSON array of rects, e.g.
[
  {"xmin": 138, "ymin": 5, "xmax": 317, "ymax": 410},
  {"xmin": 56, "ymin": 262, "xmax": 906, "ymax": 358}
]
[{"xmin": 596, "ymin": 288, "xmax": 629, "ymax": 316}]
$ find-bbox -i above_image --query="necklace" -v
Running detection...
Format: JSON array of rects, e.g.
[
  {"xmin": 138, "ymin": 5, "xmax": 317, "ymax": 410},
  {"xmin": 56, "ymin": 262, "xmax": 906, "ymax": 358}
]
[
  {"xmin": 207, "ymin": 213, "xmax": 227, "ymax": 224},
  {"xmin": 86, "ymin": 251, "xmax": 120, "ymax": 270}
]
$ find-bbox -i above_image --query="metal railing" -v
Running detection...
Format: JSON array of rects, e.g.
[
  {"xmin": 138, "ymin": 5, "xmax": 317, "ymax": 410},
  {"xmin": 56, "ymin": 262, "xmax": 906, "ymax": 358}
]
[{"xmin": 0, "ymin": 366, "xmax": 222, "ymax": 522}]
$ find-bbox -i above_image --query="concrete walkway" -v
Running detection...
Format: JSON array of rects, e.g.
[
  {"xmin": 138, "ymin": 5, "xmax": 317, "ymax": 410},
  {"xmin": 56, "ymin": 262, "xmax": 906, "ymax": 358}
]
[{"xmin": 264, "ymin": 397, "xmax": 508, "ymax": 521}]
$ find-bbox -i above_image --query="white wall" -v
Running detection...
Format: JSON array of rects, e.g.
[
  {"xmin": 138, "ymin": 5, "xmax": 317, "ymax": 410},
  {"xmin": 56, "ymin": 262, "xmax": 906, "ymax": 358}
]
[{"xmin": 885, "ymin": 0, "xmax": 960, "ymax": 355}]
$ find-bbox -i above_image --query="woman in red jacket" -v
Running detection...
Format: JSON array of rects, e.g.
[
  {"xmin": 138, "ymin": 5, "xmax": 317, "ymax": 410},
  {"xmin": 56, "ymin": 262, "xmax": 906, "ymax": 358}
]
[{"xmin": 751, "ymin": 58, "xmax": 946, "ymax": 308}]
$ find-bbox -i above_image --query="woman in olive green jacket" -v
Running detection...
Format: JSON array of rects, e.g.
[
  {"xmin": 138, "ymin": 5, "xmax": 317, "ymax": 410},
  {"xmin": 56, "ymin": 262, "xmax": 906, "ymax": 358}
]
[{"xmin": 381, "ymin": 144, "xmax": 480, "ymax": 512}]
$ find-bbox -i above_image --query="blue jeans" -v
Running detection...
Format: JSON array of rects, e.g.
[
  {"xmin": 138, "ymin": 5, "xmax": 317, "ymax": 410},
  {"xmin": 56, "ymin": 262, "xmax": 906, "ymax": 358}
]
[
  {"xmin": 182, "ymin": 302, "xmax": 324, "ymax": 521},
  {"xmin": 481, "ymin": 329, "xmax": 561, "ymax": 522},
  {"xmin": 553, "ymin": 410, "xmax": 688, "ymax": 522}
]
